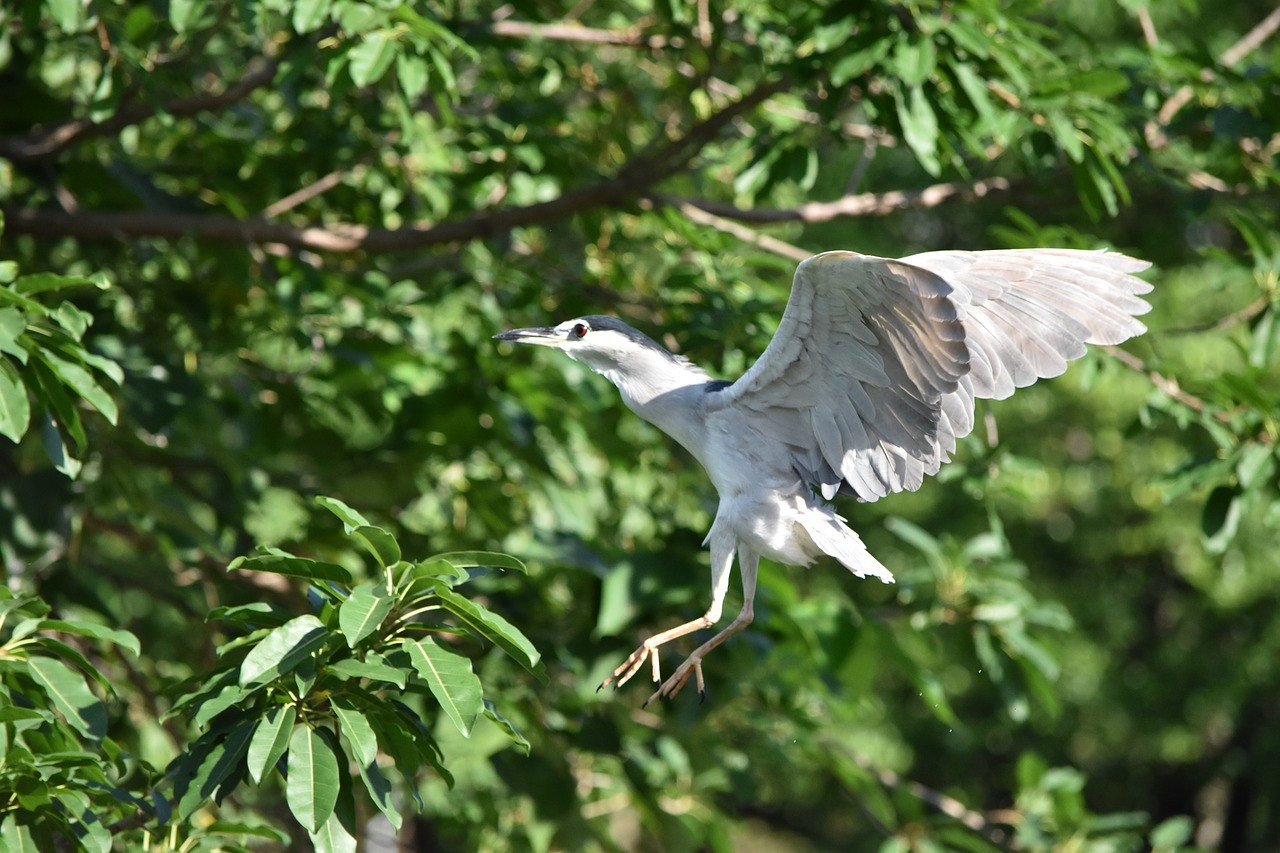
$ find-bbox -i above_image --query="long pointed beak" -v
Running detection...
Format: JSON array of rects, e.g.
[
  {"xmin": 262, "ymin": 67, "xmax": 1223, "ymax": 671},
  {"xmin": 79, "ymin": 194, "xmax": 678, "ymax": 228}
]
[{"xmin": 493, "ymin": 327, "xmax": 565, "ymax": 347}]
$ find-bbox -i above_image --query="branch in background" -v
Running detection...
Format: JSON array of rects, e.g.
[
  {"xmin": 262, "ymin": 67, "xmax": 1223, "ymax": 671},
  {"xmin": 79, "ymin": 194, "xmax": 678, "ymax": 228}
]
[
  {"xmin": 1102, "ymin": 345, "xmax": 1233, "ymax": 425},
  {"xmin": 5, "ymin": 78, "xmax": 785, "ymax": 252},
  {"xmin": 0, "ymin": 60, "xmax": 279, "ymax": 164},
  {"xmin": 661, "ymin": 199, "xmax": 810, "ymax": 262},
  {"xmin": 487, "ymin": 18, "xmax": 675, "ymax": 49},
  {"xmin": 262, "ymin": 166, "xmax": 364, "ymax": 219},
  {"xmin": 1146, "ymin": 6, "xmax": 1280, "ymax": 148},
  {"xmin": 666, "ymin": 177, "xmax": 1011, "ymax": 226}
]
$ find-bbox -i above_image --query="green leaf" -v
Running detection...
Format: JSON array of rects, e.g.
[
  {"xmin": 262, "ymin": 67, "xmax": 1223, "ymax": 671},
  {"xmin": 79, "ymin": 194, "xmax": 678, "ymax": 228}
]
[
  {"xmin": 0, "ymin": 358, "xmax": 30, "ymax": 443},
  {"xmin": 46, "ymin": 0, "xmax": 84, "ymax": 32},
  {"xmin": 432, "ymin": 551, "xmax": 528, "ymax": 574},
  {"xmin": 315, "ymin": 496, "xmax": 401, "ymax": 566},
  {"xmin": 1201, "ymin": 485, "xmax": 1242, "ymax": 554},
  {"xmin": 339, "ymin": 583, "xmax": 394, "ymax": 648},
  {"xmin": 403, "ymin": 637, "xmax": 482, "ymax": 737},
  {"xmin": 292, "ymin": 0, "xmax": 330, "ymax": 33},
  {"xmin": 0, "ymin": 287, "xmax": 47, "ymax": 314},
  {"xmin": 28, "ymin": 657, "xmax": 106, "ymax": 739},
  {"xmin": 895, "ymin": 84, "xmax": 941, "ymax": 176},
  {"xmin": 247, "ymin": 705, "xmax": 297, "ymax": 784},
  {"xmin": 396, "ymin": 53, "xmax": 430, "ymax": 99},
  {"xmin": 34, "ymin": 348, "xmax": 118, "ymax": 425},
  {"xmin": 358, "ymin": 759, "xmax": 402, "ymax": 830},
  {"xmin": 332, "ymin": 698, "xmax": 378, "ymax": 767},
  {"xmin": 325, "ymin": 655, "xmax": 407, "ymax": 689},
  {"xmin": 831, "ymin": 38, "xmax": 893, "ymax": 86},
  {"xmin": 37, "ymin": 619, "xmax": 141, "ymax": 656},
  {"xmin": 315, "ymin": 495, "xmax": 373, "ymax": 528},
  {"xmin": 239, "ymin": 615, "xmax": 328, "ymax": 686},
  {"xmin": 0, "ymin": 815, "xmax": 38, "ymax": 852},
  {"xmin": 229, "ymin": 554, "xmax": 353, "ymax": 585},
  {"xmin": 286, "ymin": 724, "xmax": 341, "ymax": 833},
  {"xmin": 193, "ymin": 683, "xmax": 252, "ymax": 728},
  {"xmin": 432, "ymin": 586, "xmax": 545, "ymax": 680},
  {"xmin": 952, "ymin": 61, "xmax": 1002, "ymax": 140},
  {"xmin": 1150, "ymin": 815, "xmax": 1194, "ymax": 851},
  {"xmin": 310, "ymin": 809, "xmax": 357, "ymax": 853},
  {"xmin": 348, "ymin": 32, "xmax": 399, "ymax": 87},
  {"xmin": 0, "ymin": 308, "xmax": 25, "ymax": 360},
  {"xmin": 893, "ymin": 38, "xmax": 937, "ymax": 87},
  {"xmin": 12, "ymin": 273, "xmax": 97, "ymax": 296},
  {"xmin": 30, "ymin": 359, "xmax": 86, "ymax": 452},
  {"xmin": 483, "ymin": 700, "xmax": 530, "ymax": 756}
]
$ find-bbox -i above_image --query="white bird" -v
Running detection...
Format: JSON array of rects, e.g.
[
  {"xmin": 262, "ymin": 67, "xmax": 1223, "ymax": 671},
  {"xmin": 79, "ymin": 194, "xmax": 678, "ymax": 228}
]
[{"xmin": 495, "ymin": 248, "xmax": 1152, "ymax": 704}]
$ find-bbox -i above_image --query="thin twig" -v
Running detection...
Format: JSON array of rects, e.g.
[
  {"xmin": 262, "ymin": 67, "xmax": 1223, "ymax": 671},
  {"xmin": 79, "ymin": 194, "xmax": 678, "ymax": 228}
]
[
  {"xmin": 487, "ymin": 19, "xmax": 673, "ymax": 48},
  {"xmin": 1102, "ymin": 345, "xmax": 1233, "ymax": 424},
  {"xmin": 1147, "ymin": 6, "xmax": 1280, "ymax": 147},
  {"xmin": 663, "ymin": 199, "xmax": 809, "ymax": 262},
  {"xmin": 262, "ymin": 167, "xmax": 359, "ymax": 218},
  {"xmin": 666, "ymin": 176, "xmax": 1012, "ymax": 225}
]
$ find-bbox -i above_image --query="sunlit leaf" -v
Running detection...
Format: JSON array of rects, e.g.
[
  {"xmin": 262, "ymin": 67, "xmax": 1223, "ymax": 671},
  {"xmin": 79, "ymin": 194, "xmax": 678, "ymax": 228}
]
[
  {"xmin": 239, "ymin": 615, "xmax": 328, "ymax": 686},
  {"xmin": 28, "ymin": 657, "xmax": 106, "ymax": 739},
  {"xmin": 286, "ymin": 724, "xmax": 341, "ymax": 833},
  {"xmin": 403, "ymin": 637, "xmax": 482, "ymax": 737},
  {"xmin": 247, "ymin": 705, "xmax": 296, "ymax": 784},
  {"xmin": 338, "ymin": 582, "xmax": 393, "ymax": 647}
]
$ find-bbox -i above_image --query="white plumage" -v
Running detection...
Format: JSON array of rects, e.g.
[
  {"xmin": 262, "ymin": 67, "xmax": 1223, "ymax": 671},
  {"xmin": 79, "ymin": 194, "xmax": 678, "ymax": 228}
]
[{"xmin": 495, "ymin": 248, "xmax": 1152, "ymax": 703}]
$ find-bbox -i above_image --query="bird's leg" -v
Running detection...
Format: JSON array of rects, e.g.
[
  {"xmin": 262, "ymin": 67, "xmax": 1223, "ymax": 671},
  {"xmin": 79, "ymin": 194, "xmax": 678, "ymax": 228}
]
[
  {"xmin": 599, "ymin": 526, "xmax": 736, "ymax": 692},
  {"xmin": 647, "ymin": 546, "xmax": 759, "ymax": 705}
]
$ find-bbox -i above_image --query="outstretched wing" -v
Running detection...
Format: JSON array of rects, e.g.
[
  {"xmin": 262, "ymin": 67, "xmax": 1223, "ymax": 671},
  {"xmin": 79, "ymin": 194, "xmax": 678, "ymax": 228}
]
[{"xmin": 707, "ymin": 249, "xmax": 1152, "ymax": 502}]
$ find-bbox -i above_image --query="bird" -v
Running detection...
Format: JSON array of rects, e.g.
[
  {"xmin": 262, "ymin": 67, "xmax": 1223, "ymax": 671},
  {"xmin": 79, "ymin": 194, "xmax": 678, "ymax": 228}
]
[{"xmin": 494, "ymin": 248, "xmax": 1152, "ymax": 705}]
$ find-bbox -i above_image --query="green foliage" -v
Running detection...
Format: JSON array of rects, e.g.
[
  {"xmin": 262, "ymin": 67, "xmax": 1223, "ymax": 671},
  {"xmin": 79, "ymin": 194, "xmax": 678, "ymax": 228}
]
[
  {"xmin": 0, "ymin": 217, "xmax": 120, "ymax": 477},
  {"xmin": 0, "ymin": 590, "xmax": 147, "ymax": 850},
  {"xmin": 2, "ymin": 0, "xmax": 1279, "ymax": 849},
  {"xmin": 167, "ymin": 497, "xmax": 537, "ymax": 848}
]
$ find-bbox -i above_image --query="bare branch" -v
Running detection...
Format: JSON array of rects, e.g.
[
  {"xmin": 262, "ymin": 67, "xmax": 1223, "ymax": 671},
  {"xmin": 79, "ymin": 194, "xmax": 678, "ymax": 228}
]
[
  {"xmin": 1148, "ymin": 6, "xmax": 1280, "ymax": 147},
  {"xmin": 5, "ymin": 78, "xmax": 785, "ymax": 253},
  {"xmin": 1220, "ymin": 4, "xmax": 1280, "ymax": 67},
  {"xmin": 262, "ymin": 167, "xmax": 361, "ymax": 219},
  {"xmin": 0, "ymin": 60, "xmax": 279, "ymax": 163},
  {"xmin": 663, "ymin": 199, "xmax": 810, "ymax": 262},
  {"xmin": 488, "ymin": 19, "xmax": 674, "ymax": 49},
  {"xmin": 1102, "ymin": 345, "xmax": 1232, "ymax": 424},
  {"xmin": 667, "ymin": 177, "xmax": 1012, "ymax": 225}
]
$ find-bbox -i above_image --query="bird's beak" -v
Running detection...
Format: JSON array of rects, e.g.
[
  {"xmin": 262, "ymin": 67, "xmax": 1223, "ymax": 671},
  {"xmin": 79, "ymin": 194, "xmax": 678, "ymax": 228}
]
[{"xmin": 493, "ymin": 327, "xmax": 566, "ymax": 347}]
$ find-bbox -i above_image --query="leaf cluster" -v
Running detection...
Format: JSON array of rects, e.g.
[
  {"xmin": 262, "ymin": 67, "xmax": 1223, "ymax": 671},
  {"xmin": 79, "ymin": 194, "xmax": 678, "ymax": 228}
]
[{"xmin": 164, "ymin": 497, "xmax": 539, "ymax": 851}]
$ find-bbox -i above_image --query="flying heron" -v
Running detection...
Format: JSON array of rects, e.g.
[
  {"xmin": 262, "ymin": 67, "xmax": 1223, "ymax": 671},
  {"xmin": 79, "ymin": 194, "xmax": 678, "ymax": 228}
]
[{"xmin": 495, "ymin": 248, "xmax": 1152, "ymax": 704}]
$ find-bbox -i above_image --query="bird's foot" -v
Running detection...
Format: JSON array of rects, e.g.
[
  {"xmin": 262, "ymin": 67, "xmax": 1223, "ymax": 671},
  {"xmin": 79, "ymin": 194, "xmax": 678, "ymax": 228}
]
[
  {"xmin": 598, "ymin": 640, "xmax": 663, "ymax": 692},
  {"xmin": 644, "ymin": 655, "xmax": 705, "ymax": 707}
]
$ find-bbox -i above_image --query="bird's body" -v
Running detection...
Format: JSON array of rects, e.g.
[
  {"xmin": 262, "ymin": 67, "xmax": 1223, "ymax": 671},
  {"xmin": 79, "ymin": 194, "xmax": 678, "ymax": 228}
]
[{"xmin": 496, "ymin": 248, "xmax": 1152, "ymax": 703}]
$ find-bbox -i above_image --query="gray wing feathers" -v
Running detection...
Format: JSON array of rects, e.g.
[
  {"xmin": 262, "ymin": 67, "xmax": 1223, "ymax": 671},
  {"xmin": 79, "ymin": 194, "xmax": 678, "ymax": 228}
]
[
  {"xmin": 713, "ymin": 248, "xmax": 1151, "ymax": 503},
  {"xmin": 906, "ymin": 249, "xmax": 1152, "ymax": 400}
]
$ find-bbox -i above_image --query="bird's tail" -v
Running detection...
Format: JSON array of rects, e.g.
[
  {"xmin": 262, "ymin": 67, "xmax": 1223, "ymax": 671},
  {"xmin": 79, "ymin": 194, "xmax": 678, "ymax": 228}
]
[{"xmin": 798, "ymin": 510, "xmax": 895, "ymax": 583}]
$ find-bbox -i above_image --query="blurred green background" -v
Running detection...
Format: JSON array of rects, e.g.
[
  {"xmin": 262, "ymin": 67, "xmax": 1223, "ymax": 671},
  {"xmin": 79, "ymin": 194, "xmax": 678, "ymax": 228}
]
[{"xmin": 2, "ymin": 0, "xmax": 1279, "ymax": 849}]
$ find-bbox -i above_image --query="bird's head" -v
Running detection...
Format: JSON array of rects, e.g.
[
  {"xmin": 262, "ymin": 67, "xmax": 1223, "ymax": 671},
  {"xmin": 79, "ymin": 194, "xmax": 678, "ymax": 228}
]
[{"xmin": 494, "ymin": 315, "xmax": 680, "ymax": 376}]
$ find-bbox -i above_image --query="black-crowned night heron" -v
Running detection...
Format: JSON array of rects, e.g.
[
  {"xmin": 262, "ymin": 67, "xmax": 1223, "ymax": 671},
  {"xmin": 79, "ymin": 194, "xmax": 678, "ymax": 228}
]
[{"xmin": 496, "ymin": 249, "xmax": 1152, "ymax": 704}]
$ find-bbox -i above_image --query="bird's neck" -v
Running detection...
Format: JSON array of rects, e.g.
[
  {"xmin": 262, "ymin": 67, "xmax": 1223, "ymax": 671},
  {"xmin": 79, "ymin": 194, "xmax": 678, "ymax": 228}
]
[{"xmin": 595, "ymin": 349, "xmax": 713, "ymax": 450}]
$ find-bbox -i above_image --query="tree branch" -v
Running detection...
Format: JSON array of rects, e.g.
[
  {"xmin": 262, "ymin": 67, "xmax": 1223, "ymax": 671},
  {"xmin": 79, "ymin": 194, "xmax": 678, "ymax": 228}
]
[
  {"xmin": 665, "ymin": 177, "xmax": 1012, "ymax": 225},
  {"xmin": 486, "ymin": 18, "xmax": 675, "ymax": 49},
  {"xmin": 5, "ymin": 78, "xmax": 785, "ymax": 252},
  {"xmin": 1147, "ymin": 7, "xmax": 1280, "ymax": 148},
  {"xmin": 0, "ymin": 59, "xmax": 279, "ymax": 164},
  {"xmin": 659, "ymin": 199, "xmax": 810, "ymax": 262}
]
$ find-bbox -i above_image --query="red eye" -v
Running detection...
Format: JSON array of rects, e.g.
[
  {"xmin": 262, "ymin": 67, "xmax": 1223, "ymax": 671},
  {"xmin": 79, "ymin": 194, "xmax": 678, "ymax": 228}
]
[{"xmin": 572, "ymin": 323, "xmax": 588, "ymax": 339}]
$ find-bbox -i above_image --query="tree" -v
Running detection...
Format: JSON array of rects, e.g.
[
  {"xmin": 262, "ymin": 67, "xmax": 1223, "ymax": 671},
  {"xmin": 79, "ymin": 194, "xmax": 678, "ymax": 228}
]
[{"xmin": 2, "ymin": 0, "xmax": 1278, "ymax": 849}]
